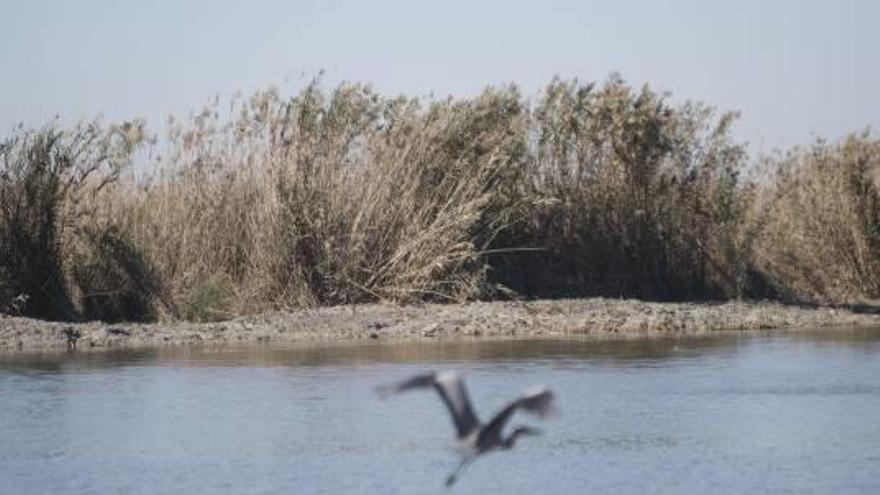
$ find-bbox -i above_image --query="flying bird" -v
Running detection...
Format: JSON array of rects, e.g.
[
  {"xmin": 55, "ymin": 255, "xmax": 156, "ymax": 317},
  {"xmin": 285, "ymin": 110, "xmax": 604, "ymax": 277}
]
[{"xmin": 377, "ymin": 371, "xmax": 556, "ymax": 487}]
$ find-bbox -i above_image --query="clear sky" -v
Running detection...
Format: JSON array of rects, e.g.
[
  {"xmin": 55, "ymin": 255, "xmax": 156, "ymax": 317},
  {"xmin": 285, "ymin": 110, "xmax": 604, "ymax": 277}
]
[{"xmin": 1, "ymin": 0, "xmax": 878, "ymax": 154}]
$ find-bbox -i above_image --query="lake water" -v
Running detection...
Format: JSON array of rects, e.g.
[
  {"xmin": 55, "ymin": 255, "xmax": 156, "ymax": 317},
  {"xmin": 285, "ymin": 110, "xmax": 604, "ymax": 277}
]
[{"xmin": 2, "ymin": 329, "xmax": 880, "ymax": 494}]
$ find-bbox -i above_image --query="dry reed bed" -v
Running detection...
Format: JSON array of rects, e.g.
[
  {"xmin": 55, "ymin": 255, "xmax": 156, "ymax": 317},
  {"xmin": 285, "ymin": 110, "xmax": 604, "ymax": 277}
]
[{"xmin": 2, "ymin": 76, "xmax": 879, "ymax": 323}]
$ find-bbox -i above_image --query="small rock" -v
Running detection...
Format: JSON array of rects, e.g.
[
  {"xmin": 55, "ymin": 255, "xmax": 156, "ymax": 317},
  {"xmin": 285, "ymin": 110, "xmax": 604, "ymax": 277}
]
[{"xmin": 422, "ymin": 324, "xmax": 439, "ymax": 338}]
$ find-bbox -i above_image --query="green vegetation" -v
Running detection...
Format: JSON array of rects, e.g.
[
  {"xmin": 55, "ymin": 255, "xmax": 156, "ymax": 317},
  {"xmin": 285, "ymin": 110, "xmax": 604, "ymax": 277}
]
[{"xmin": 2, "ymin": 76, "xmax": 879, "ymax": 322}]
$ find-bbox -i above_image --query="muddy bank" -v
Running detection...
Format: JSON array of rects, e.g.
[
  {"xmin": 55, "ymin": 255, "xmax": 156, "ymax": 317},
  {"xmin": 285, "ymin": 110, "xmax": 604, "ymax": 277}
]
[{"xmin": 2, "ymin": 298, "xmax": 880, "ymax": 353}]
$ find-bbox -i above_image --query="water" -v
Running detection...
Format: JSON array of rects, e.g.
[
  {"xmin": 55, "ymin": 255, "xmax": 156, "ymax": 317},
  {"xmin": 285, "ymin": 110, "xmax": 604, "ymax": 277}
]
[{"xmin": 2, "ymin": 329, "xmax": 880, "ymax": 494}]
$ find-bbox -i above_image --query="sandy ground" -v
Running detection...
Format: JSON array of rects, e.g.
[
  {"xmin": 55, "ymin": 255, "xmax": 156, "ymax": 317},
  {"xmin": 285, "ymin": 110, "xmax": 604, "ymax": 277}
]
[{"xmin": 3, "ymin": 298, "xmax": 880, "ymax": 353}]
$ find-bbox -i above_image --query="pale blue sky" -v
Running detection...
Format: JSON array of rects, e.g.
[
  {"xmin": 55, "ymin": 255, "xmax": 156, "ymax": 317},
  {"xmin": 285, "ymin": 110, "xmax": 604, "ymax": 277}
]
[{"xmin": 1, "ymin": 0, "xmax": 878, "ymax": 153}]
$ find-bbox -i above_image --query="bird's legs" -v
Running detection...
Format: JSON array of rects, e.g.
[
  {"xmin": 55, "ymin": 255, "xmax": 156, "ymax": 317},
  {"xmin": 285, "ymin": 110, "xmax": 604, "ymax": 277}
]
[{"xmin": 445, "ymin": 455, "xmax": 476, "ymax": 487}]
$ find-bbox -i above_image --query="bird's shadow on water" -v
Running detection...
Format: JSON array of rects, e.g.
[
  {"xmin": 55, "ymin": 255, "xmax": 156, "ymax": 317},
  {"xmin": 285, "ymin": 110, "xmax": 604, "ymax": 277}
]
[{"xmin": 546, "ymin": 433, "xmax": 679, "ymax": 452}]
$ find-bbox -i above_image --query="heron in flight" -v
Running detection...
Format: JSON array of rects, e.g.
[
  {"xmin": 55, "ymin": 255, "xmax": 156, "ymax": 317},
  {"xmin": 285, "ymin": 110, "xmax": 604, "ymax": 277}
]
[{"xmin": 378, "ymin": 371, "xmax": 556, "ymax": 487}]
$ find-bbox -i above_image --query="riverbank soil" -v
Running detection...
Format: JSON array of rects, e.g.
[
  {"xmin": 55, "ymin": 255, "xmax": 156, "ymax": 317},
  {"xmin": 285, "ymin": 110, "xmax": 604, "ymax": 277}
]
[{"xmin": 2, "ymin": 298, "xmax": 880, "ymax": 353}]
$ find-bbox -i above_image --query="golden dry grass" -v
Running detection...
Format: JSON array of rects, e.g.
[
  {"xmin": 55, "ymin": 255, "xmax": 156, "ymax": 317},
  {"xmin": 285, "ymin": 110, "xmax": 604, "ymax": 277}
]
[
  {"xmin": 2, "ymin": 77, "xmax": 879, "ymax": 322},
  {"xmin": 745, "ymin": 134, "xmax": 880, "ymax": 303}
]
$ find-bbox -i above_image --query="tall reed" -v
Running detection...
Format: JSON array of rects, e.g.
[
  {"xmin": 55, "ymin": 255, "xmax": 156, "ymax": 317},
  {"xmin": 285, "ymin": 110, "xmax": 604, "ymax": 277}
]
[
  {"xmin": 2, "ymin": 76, "xmax": 879, "ymax": 322},
  {"xmin": 0, "ymin": 121, "xmax": 170, "ymax": 321},
  {"xmin": 119, "ymin": 82, "xmax": 527, "ymax": 318},
  {"xmin": 492, "ymin": 76, "xmax": 747, "ymax": 300},
  {"xmin": 745, "ymin": 134, "xmax": 880, "ymax": 303}
]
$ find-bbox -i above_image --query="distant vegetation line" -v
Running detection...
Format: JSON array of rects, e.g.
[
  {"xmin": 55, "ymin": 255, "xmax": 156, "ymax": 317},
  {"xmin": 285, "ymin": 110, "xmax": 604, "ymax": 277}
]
[{"xmin": 2, "ymin": 75, "xmax": 879, "ymax": 322}]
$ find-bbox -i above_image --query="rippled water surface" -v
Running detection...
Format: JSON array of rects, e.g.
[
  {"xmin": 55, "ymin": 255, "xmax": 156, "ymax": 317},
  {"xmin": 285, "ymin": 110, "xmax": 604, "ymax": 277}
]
[{"xmin": 2, "ymin": 328, "xmax": 880, "ymax": 494}]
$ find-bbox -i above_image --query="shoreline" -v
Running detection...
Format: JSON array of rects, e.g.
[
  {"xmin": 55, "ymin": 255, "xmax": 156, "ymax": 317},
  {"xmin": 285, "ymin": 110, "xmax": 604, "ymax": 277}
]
[{"xmin": 2, "ymin": 298, "xmax": 880, "ymax": 353}]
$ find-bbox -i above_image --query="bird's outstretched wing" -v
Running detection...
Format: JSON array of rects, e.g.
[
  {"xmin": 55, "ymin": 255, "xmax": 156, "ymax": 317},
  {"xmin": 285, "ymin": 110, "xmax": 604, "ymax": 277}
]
[
  {"xmin": 376, "ymin": 373, "xmax": 437, "ymax": 396},
  {"xmin": 481, "ymin": 387, "xmax": 556, "ymax": 442},
  {"xmin": 377, "ymin": 371, "xmax": 481, "ymax": 438}
]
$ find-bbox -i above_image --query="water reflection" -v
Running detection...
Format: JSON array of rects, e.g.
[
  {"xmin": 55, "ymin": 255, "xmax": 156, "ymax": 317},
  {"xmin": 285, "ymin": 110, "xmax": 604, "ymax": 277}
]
[
  {"xmin": 2, "ymin": 326, "xmax": 879, "ymax": 372},
  {"xmin": 0, "ymin": 333, "xmax": 740, "ymax": 370}
]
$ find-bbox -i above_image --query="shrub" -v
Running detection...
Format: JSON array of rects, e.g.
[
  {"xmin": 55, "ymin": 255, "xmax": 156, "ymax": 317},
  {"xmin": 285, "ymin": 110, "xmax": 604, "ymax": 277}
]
[
  {"xmin": 746, "ymin": 133, "xmax": 880, "ymax": 303},
  {"xmin": 0, "ymin": 122, "xmax": 171, "ymax": 321},
  {"xmin": 128, "ymin": 82, "xmax": 527, "ymax": 312},
  {"xmin": 491, "ymin": 76, "xmax": 747, "ymax": 300}
]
